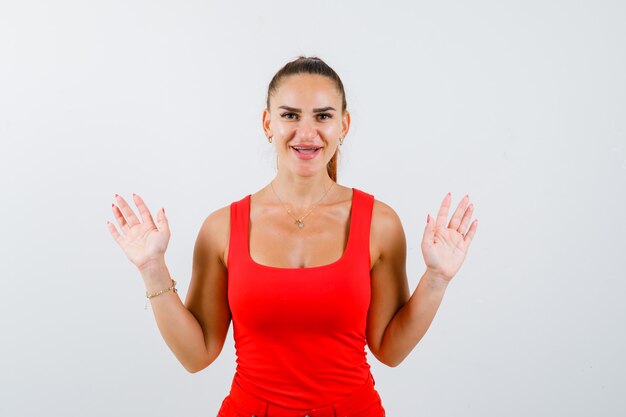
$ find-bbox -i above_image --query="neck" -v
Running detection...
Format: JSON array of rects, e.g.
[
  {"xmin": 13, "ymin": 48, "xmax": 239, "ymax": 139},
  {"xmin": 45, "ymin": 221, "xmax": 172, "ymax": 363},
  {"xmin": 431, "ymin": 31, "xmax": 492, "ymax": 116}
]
[{"xmin": 269, "ymin": 172, "xmax": 335, "ymax": 211}]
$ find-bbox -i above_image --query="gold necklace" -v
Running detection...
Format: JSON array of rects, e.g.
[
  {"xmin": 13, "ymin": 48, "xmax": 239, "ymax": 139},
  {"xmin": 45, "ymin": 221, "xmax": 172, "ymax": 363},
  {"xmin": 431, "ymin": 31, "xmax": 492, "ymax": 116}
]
[{"xmin": 270, "ymin": 180, "xmax": 335, "ymax": 229}]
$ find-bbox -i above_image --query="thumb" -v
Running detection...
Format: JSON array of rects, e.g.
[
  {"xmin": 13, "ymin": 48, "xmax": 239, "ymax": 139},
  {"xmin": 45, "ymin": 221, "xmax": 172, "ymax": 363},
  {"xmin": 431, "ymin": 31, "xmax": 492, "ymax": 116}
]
[
  {"xmin": 157, "ymin": 207, "xmax": 170, "ymax": 233},
  {"xmin": 422, "ymin": 213, "xmax": 434, "ymax": 244}
]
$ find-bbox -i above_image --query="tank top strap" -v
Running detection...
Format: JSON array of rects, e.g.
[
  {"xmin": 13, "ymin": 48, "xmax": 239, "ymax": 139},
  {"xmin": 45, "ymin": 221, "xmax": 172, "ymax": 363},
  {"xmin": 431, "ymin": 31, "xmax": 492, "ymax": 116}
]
[
  {"xmin": 227, "ymin": 194, "xmax": 251, "ymax": 270},
  {"xmin": 349, "ymin": 188, "xmax": 375, "ymax": 268}
]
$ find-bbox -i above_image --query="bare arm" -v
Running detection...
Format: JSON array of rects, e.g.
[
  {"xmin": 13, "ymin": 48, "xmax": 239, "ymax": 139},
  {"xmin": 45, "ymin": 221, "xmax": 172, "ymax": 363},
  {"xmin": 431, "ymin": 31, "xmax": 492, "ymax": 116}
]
[
  {"xmin": 141, "ymin": 206, "xmax": 231, "ymax": 373},
  {"xmin": 140, "ymin": 259, "xmax": 212, "ymax": 373},
  {"xmin": 366, "ymin": 200, "xmax": 449, "ymax": 367},
  {"xmin": 371, "ymin": 267, "xmax": 448, "ymax": 367},
  {"xmin": 367, "ymin": 192, "xmax": 477, "ymax": 367}
]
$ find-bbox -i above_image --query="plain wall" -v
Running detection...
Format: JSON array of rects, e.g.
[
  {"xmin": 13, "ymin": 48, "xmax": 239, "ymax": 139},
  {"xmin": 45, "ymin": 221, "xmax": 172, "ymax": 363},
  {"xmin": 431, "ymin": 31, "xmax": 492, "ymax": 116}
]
[{"xmin": 1, "ymin": 0, "xmax": 625, "ymax": 416}]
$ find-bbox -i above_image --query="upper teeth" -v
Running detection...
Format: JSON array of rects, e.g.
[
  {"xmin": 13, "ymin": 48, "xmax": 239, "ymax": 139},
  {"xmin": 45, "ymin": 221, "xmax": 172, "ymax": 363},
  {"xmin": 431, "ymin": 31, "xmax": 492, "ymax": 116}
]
[{"xmin": 293, "ymin": 147, "xmax": 318, "ymax": 150}]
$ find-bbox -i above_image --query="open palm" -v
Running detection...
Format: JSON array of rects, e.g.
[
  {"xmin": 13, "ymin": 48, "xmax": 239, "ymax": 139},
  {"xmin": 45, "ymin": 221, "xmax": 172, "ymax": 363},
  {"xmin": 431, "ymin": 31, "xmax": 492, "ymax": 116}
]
[
  {"xmin": 421, "ymin": 193, "xmax": 478, "ymax": 282},
  {"xmin": 107, "ymin": 193, "xmax": 170, "ymax": 270}
]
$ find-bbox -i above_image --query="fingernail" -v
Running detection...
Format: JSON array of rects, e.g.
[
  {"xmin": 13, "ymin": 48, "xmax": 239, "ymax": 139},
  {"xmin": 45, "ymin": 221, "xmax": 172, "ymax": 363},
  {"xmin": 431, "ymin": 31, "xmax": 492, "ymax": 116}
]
[{"xmin": 427, "ymin": 214, "xmax": 430, "ymax": 223}]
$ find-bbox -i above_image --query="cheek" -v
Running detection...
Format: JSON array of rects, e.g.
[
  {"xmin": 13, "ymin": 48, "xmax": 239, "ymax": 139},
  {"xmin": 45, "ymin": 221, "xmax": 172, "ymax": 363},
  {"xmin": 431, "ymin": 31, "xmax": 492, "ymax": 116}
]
[
  {"xmin": 275, "ymin": 125, "xmax": 294, "ymax": 137},
  {"xmin": 322, "ymin": 123, "xmax": 342, "ymax": 135}
]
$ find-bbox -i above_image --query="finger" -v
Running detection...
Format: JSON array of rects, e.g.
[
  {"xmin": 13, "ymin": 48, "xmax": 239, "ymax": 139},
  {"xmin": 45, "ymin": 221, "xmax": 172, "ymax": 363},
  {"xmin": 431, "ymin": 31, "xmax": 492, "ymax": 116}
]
[
  {"xmin": 132, "ymin": 193, "xmax": 156, "ymax": 227},
  {"xmin": 435, "ymin": 192, "xmax": 451, "ymax": 230},
  {"xmin": 114, "ymin": 194, "xmax": 141, "ymax": 227},
  {"xmin": 106, "ymin": 219, "xmax": 124, "ymax": 245},
  {"xmin": 457, "ymin": 202, "xmax": 474, "ymax": 236},
  {"xmin": 448, "ymin": 194, "xmax": 470, "ymax": 231},
  {"xmin": 111, "ymin": 203, "xmax": 130, "ymax": 233},
  {"xmin": 422, "ymin": 213, "xmax": 435, "ymax": 247},
  {"xmin": 156, "ymin": 206, "xmax": 170, "ymax": 234},
  {"xmin": 463, "ymin": 219, "xmax": 478, "ymax": 245}
]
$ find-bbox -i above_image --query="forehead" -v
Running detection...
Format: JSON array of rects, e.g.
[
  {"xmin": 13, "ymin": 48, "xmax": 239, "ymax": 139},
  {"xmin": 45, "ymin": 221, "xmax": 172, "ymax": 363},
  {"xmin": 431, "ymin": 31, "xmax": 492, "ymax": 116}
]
[{"xmin": 273, "ymin": 74, "xmax": 341, "ymax": 108}]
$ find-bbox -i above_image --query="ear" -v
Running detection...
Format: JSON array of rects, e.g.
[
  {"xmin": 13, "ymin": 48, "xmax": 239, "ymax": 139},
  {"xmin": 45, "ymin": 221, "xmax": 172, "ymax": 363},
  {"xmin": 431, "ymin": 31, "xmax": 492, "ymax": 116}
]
[
  {"xmin": 262, "ymin": 108, "xmax": 272, "ymax": 138},
  {"xmin": 340, "ymin": 110, "xmax": 351, "ymax": 139}
]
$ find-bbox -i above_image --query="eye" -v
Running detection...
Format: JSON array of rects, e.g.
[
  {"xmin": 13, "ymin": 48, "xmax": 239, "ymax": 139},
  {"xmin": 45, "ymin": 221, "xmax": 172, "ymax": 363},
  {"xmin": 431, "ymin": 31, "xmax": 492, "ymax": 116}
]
[
  {"xmin": 281, "ymin": 112, "xmax": 298, "ymax": 119},
  {"xmin": 318, "ymin": 113, "xmax": 332, "ymax": 120}
]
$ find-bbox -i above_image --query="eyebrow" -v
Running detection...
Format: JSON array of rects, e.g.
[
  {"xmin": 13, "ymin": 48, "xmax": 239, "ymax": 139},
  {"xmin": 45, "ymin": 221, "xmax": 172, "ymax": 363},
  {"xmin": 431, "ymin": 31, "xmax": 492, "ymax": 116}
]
[{"xmin": 278, "ymin": 105, "xmax": 336, "ymax": 113}]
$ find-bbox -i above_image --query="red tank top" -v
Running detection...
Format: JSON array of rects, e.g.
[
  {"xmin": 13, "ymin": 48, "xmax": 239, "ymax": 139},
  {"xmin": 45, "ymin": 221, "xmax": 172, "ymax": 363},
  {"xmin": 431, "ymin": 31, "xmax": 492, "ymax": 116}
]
[{"xmin": 226, "ymin": 187, "xmax": 375, "ymax": 409}]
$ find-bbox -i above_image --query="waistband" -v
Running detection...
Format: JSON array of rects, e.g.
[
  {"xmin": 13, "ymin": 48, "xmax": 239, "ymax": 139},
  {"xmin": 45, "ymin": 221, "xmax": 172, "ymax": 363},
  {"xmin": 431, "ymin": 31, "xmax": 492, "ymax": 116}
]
[{"xmin": 225, "ymin": 371, "xmax": 382, "ymax": 417}]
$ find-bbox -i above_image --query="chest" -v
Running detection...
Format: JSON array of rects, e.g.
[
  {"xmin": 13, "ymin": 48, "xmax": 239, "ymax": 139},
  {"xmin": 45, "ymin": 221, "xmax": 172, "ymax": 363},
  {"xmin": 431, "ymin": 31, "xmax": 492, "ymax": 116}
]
[
  {"xmin": 248, "ymin": 211, "xmax": 351, "ymax": 269},
  {"xmin": 225, "ymin": 189, "xmax": 377, "ymax": 334},
  {"xmin": 228, "ymin": 223, "xmax": 372, "ymax": 334}
]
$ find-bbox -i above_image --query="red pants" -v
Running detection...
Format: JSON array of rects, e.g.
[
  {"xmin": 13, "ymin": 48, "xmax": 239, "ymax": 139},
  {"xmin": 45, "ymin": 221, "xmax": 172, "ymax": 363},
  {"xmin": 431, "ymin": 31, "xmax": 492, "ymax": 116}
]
[{"xmin": 217, "ymin": 372, "xmax": 386, "ymax": 417}]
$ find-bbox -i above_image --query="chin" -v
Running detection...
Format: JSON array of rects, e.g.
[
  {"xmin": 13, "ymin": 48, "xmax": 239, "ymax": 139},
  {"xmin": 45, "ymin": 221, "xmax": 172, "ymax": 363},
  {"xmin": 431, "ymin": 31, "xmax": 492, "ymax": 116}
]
[{"xmin": 290, "ymin": 165, "xmax": 325, "ymax": 177}]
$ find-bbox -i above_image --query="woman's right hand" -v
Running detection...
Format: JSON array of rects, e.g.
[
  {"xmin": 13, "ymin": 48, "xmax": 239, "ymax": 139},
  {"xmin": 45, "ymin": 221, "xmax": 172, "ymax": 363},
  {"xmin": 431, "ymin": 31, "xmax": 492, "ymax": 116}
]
[{"xmin": 107, "ymin": 193, "xmax": 171, "ymax": 271}]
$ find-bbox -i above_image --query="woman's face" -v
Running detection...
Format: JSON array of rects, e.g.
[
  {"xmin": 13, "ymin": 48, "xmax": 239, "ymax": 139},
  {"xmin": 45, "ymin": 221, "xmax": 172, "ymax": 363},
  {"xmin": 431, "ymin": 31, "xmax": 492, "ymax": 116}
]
[{"xmin": 262, "ymin": 73, "xmax": 350, "ymax": 178}]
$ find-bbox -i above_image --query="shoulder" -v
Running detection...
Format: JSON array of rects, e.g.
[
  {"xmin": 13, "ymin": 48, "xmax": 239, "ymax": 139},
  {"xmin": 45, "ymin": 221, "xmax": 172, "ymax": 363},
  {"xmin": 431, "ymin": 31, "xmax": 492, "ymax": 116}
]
[
  {"xmin": 198, "ymin": 192, "xmax": 250, "ymax": 234},
  {"xmin": 195, "ymin": 203, "xmax": 232, "ymax": 267},
  {"xmin": 370, "ymin": 197, "xmax": 406, "ymax": 265},
  {"xmin": 352, "ymin": 188, "xmax": 402, "ymax": 231},
  {"xmin": 371, "ymin": 198, "xmax": 404, "ymax": 238},
  {"xmin": 201, "ymin": 204, "xmax": 231, "ymax": 232}
]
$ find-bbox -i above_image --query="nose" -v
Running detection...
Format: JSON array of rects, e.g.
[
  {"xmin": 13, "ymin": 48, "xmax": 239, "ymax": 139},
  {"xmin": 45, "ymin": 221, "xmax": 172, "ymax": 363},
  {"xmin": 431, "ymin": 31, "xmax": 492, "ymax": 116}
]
[{"xmin": 295, "ymin": 118, "xmax": 319, "ymax": 140}]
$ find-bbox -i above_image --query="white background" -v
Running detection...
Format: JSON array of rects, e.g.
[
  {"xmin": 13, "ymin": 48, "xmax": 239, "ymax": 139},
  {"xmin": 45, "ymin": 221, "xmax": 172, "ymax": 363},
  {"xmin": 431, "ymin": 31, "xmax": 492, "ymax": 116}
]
[{"xmin": 1, "ymin": 1, "xmax": 625, "ymax": 416}]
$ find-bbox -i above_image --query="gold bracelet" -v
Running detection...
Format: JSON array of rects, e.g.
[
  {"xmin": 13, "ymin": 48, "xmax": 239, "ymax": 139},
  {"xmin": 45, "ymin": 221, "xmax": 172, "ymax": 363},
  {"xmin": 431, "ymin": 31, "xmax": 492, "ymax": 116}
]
[{"xmin": 144, "ymin": 279, "xmax": 178, "ymax": 310}]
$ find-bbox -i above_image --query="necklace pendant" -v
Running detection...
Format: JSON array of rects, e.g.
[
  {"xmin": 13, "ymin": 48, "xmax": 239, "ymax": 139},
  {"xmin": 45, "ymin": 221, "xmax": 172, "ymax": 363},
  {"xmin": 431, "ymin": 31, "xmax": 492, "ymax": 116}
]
[{"xmin": 295, "ymin": 219, "xmax": 305, "ymax": 228}]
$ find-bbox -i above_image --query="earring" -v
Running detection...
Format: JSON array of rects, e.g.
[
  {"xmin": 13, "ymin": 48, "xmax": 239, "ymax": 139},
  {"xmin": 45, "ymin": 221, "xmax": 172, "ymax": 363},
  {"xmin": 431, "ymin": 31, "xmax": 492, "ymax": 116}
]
[
  {"xmin": 268, "ymin": 136, "xmax": 273, "ymax": 143},
  {"xmin": 339, "ymin": 137, "xmax": 344, "ymax": 146}
]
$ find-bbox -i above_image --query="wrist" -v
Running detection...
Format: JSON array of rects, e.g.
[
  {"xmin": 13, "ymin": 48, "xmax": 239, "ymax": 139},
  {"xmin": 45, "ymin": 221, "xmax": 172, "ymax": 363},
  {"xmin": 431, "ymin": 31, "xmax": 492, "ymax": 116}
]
[
  {"xmin": 138, "ymin": 256, "xmax": 166, "ymax": 274},
  {"xmin": 424, "ymin": 269, "xmax": 451, "ymax": 289},
  {"xmin": 139, "ymin": 258, "xmax": 170, "ymax": 286},
  {"xmin": 143, "ymin": 278, "xmax": 177, "ymax": 310}
]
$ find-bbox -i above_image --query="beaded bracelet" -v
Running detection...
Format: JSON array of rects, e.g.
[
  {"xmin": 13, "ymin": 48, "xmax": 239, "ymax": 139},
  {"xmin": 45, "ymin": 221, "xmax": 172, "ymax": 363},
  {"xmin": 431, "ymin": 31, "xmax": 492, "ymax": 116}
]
[{"xmin": 144, "ymin": 279, "xmax": 178, "ymax": 310}]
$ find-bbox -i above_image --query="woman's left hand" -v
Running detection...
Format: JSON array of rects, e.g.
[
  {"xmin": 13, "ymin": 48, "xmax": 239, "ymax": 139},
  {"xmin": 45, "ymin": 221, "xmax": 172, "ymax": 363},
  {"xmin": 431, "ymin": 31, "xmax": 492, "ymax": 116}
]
[{"xmin": 421, "ymin": 193, "xmax": 478, "ymax": 282}]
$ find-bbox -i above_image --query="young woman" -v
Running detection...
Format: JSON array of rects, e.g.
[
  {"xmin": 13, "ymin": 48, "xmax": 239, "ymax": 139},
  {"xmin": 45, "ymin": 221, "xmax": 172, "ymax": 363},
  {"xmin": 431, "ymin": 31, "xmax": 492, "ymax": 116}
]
[{"xmin": 108, "ymin": 56, "xmax": 478, "ymax": 417}]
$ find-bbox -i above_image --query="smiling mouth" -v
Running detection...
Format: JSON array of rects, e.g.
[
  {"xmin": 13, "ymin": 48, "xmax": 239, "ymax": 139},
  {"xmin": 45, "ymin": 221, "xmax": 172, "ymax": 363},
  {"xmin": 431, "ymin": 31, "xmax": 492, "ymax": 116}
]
[{"xmin": 291, "ymin": 146, "xmax": 322, "ymax": 154}]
